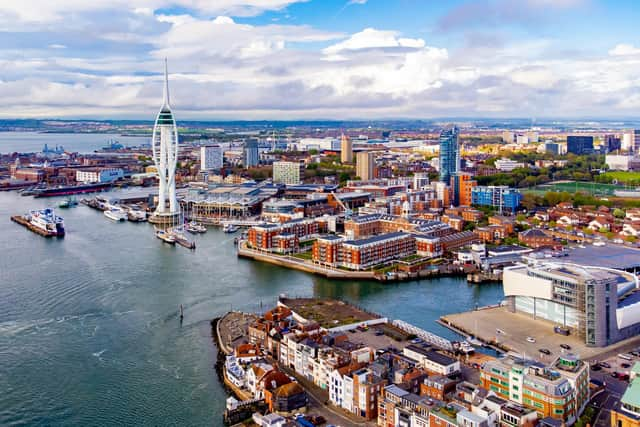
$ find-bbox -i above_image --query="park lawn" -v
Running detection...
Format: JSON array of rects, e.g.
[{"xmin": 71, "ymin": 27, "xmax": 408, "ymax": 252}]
[{"xmin": 602, "ymin": 171, "xmax": 640, "ymax": 184}]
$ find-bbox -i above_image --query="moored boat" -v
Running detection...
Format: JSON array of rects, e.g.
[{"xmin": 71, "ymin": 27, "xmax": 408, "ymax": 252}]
[
  {"xmin": 223, "ymin": 223, "xmax": 239, "ymax": 233},
  {"xmin": 155, "ymin": 228, "xmax": 176, "ymax": 244},
  {"xmin": 58, "ymin": 196, "xmax": 78, "ymax": 208},
  {"xmin": 185, "ymin": 221, "xmax": 206, "ymax": 233},
  {"xmin": 104, "ymin": 207, "xmax": 127, "ymax": 221}
]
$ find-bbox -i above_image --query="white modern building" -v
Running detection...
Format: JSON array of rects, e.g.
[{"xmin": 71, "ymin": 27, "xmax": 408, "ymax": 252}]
[
  {"xmin": 503, "ymin": 261, "xmax": 640, "ymax": 347},
  {"xmin": 272, "ymin": 161, "xmax": 303, "ymax": 185},
  {"xmin": 200, "ymin": 145, "xmax": 223, "ymax": 171},
  {"xmin": 606, "ymin": 154, "xmax": 640, "ymax": 171},
  {"xmin": 76, "ymin": 168, "xmax": 123, "ymax": 184},
  {"xmin": 151, "ymin": 59, "xmax": 179, "ymax": 217},
  {"xmin": 495, "ymin": 158, "xmax": 525, "ymax": 172}
]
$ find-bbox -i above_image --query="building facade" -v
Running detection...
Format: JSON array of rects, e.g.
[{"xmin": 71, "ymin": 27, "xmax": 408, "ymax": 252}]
[
  {"xmin": 503, "ymin": 261, "xmax": 640, "ymax": 347},
  {"xmin": 341, "ymin": 133, "xmax": 353, "ymax": 163},
  {"xmin": 439, "ymin": 127, "xmax": 459, "ymax": 184},
  {"xmin": 200, "ymin": 145, "xmax": 223, "ymax": 171},
  {"xmin": 567, "ymin": 136, "xmax": 594, "ymax": 155},
  {"xmin": 272, "ymin": 161, "xmax": 303, "ymax": 185},
  {"xmin": 356, "ymin": 151, "xmax": 375, "ymax": 181},
  {"xmin": 244, "ymin": 139, "xmax": 259, "ymax": 168}
]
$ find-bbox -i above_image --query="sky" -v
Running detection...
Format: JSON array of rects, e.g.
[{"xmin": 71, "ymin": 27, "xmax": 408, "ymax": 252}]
[{"xmin": 1, "ymin": 0, "xmax": 640, "ymax": 120}]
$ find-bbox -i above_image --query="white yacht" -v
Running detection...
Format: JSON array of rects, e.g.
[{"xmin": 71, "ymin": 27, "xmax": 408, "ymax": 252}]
[
  {"xmin": 185, "ymin": 221, "xmax": 206, "ymax": 233},
  {"xmin": 223, "ymin": 223, "xmax": 239, "ymax": 233},
  {"xmin": 104, "ymin": 207, "xmax": 127, "ymax": 221}
]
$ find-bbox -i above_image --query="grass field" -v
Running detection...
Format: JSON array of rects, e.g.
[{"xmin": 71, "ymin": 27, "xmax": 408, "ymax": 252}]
[
  {"xmin": 601, "ymin": 171, "xmax": 640, "ymax": 185},
  {"xmin": 528, "ymin": 181, "xmax": 620, "ymax": 196}
]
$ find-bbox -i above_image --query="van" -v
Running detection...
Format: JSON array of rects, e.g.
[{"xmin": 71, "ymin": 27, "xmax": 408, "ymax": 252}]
[{"xmin": 618, "ymin": 353, "xmax": 633, "ymax": 361}]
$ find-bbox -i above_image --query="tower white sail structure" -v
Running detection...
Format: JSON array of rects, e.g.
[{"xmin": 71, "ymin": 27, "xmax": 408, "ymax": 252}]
[{"xmin": 152, "ymin": 59, "xmax": 179, "ymax": 216}]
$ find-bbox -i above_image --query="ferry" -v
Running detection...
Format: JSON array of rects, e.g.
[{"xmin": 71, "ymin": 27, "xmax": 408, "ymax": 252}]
[
  {"xmin": 223, "ymin": 223, "xmax": 239, "ymax": 233},
  {"xmin": 185, "ymin": 221, "xmax": 206, "ymax": 233},
  {"xmin": 155, "ymin": 229, "xmax": 176, "ymax": 244},
  {"xmin": 104, "ymin": 207, "xmax": 127, "ymax": 222},
  {"xmin": 28, "ymin": 208, "xmax": 65, "ymax": 236}
]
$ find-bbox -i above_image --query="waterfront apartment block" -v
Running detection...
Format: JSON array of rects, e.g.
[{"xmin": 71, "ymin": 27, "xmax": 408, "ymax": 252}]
[
  {"xmin": 247, "ymin": 219, "xmax": 319, "ymax": 251},
  {"xmin": 339, "ymin": 232, "xmax": 416, "ymax": 270},
  {"xmin": 312, "ymin": 235, "xmax": 344, "ymax": 266},
  {"xmin": 344, "ymin": 213, "xmax": 452, "ymax": 239},
  {"xmin": 503, "ymin": 261, "xmax": 640, "ymax": 347},
  {"xmin": 480, "ymin": 354, "xmax": 588, "ymax": 423}
]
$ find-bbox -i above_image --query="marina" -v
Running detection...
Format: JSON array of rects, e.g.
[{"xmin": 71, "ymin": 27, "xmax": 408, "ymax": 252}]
[{"xmin": 0, "ymin": 187, "xmax": 503, "ymax": 426}]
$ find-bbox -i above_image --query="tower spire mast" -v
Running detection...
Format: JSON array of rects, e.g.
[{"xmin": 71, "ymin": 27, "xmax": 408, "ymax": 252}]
[{"xmin": 163, "ymin": 57, "xmax": 170, "ymax": 107}]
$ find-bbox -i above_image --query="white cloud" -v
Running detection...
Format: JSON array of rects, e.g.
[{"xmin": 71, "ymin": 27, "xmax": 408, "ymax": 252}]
[
  {"xmin": 323, "ymin": 28, "xmax": 425, "ymax": 55},
  {"xmin": 609, "ymin": 44, "xmax": 640, "ymax": 57},
  {"xmin": 0, "ymin": 0, "xmax": 309, "ymax": 24}
]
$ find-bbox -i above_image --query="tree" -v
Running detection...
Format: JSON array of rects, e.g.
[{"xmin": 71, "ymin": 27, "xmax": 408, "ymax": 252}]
[{"xmin": 613, "ymin": 208, "xmax": 625, "ymax": 219}]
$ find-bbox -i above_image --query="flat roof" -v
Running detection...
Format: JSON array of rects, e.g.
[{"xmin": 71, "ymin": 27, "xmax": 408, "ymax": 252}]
[
  {"xmin": 562, "ymin": 244, "xmax": 640, "ymax": 270},
  {"xmin": 343, "ymin": 231, "xmax": 411, "ymax": 247}
]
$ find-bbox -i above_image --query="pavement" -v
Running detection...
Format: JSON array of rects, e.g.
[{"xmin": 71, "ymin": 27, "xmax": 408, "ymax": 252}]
[{"xmin": 442, "ymin": 306, "xmax": 640, "ymax": 362}]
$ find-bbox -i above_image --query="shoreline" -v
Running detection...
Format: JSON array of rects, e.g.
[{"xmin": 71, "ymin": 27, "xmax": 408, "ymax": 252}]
[{"xmin": 237, "ymin": 242, "xmax": 470, "ymax": 283}]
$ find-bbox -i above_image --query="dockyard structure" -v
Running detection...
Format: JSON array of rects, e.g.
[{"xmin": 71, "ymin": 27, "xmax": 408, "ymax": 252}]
[
  {"xmin": 479, "ymin": 354, "xmax": 589, "ymax": 424},
  {"xmin": 151, "ymin": 59, "xmax": 180, "ymax": 220},
  {"xmin": 503, "ymin": 261, "xmax": 640, "ymax": 347}
]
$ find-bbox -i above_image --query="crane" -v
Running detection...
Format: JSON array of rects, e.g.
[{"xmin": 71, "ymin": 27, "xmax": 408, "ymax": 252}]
[{"xmin": 331, "ymin": 191, "xmax": 353, "ymax": 218}]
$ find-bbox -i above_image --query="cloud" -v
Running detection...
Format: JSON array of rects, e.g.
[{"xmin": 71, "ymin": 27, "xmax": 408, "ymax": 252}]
[
  {"xmin": 0, "ymin": 0, "xmax": 309, "ymax": 24},
  {"xmin": 323, "ymin": 28, "xmax": 425, "ymax": 55},
  {"xmin": 609, "ymin": 44, "xmax": 640, "ymax": 57},
  {"xmin": 1, "ymin": 2, "xmax": 640, "ymax": 120},
  {"xmin": 347, "ymin": 0, "xmax": 368, "ymax": 4}
]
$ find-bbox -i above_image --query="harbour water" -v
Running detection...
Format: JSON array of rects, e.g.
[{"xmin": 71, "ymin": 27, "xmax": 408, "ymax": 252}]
[
  {"xmin": 0, "ymin": 163, "xmax": 503, "ymax": 425},
  {"xmin": 0, "ymin": 132, "xmax": 149, "ymax": 154}
]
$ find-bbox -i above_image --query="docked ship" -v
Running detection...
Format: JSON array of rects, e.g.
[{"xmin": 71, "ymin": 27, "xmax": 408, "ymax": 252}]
[
  {"xmin": 155, "ymin": 228, "xmax": 176, "ymax": 244},
  {"xmin": 223, "ymin": 223, "xmax": 239, "ymax": 233},
  {"xmin": 127, "ymin": 207, "xmax": 147, "ymax": 222},
  {"xmin": 33, "ymin": 182, "xmax": 112, "ymax": 198},
  {"xmin": 27, "ymin": 208, "xmax": 65, "ymax": 236},
  {"xmin": 185, "ymin": 221, "xmax": 206, "ymax": 233},
  {"xmin": 104, "ymin": 207, "xmax": 128, "ymax": 221}
]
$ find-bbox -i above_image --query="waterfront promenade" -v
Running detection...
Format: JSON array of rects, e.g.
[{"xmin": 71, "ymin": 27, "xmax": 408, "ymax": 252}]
[{"xmin": 237, "ymin": 240, "xmax": 470, "ymax": 282}]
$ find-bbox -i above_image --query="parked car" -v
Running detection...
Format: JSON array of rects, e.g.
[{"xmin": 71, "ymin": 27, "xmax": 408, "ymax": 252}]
[
  {"xmin": 591, "ymin": 364, "xmax": 602, "ymax": 371},
  {"xmin": 560, "ymin": 344, "xmax": 571, "ymax": 350},
  {"xmin": 526, "ymin": 337, "xmax": 536, "ymax": 343},
  {"xmin": 621, "ymin": 363, "xmax": 631, "ymax": 369},
  {"xmin": 600, "ymin": 362, "xmax": 611, "ymax": 368},
  {"xmin": 539, "ymin": 348, "xmax": 552, "ymax": 355},
  {"xmin": 611, "ymin": 371, "xmax": 620, "ymax": 378}
]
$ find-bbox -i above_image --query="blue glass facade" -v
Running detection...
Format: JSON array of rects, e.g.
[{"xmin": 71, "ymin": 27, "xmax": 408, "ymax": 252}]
[
  {"xmin": 471, "ymin": 186, "xmax": 522, "ymax": 212},
  {"xmin": 567, "ymin": 135, "xmax": 594, "ymax": 154},
  {"xmin": 439, "ymin": 127, "xmax": 459, "ymax": 183}
]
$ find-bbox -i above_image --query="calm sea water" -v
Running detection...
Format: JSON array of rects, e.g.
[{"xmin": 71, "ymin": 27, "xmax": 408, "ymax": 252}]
[
  {"xmin": 0, "ymin": 138, "xmax": 504, "ymax": 426},
  {"xmin": 0, "ymin": 132, "xmax": 150, "ymax": 154}
]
